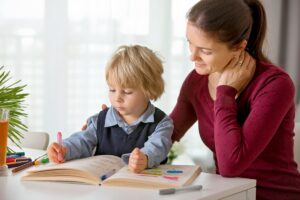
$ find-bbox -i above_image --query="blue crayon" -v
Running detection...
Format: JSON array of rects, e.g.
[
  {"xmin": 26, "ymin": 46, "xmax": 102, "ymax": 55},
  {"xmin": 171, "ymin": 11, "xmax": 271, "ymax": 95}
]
[
  {"xmin": 166, "ymin": 169, "xmax": 183, "ymax": 174},
  {"xmin": 100, "ymin": 169, "xmax": 116, "ymax": 181},
  {"xmin": 6, "ymin": 152, "xmax": 25, "ymax": 158}
]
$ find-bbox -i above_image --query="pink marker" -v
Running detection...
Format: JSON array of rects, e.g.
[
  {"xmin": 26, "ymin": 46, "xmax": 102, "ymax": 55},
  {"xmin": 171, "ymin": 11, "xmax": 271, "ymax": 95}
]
[{"xmin": 57, "ymin": 131, "xmax": 63, "ymax": 161}]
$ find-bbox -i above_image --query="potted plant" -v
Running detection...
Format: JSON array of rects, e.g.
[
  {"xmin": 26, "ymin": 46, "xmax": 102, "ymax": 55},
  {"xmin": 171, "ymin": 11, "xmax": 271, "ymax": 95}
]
[
  {"xmin": 167, "ymin": 142, "xmax": 184, "ymax": 164},
  {"xmin": 0, "ymin": 66, "xmax": 28, "ymax": 152}
]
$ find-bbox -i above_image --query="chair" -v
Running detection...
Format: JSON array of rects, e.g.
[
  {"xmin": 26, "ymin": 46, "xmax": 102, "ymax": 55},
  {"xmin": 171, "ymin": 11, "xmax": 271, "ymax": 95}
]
[
  {"xmin": 294, "ymin": 122, "xmax": 300, "ymax": 171},
  {"xmin": 21, "ymin": 131, "xmax": 50, "ymax": 150}
]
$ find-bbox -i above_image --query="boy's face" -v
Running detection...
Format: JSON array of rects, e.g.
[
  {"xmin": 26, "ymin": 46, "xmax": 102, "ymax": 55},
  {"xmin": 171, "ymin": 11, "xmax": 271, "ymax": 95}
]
[{"xmin": 108, "ymin": 83, "xmax": 149, "ymax": 124}]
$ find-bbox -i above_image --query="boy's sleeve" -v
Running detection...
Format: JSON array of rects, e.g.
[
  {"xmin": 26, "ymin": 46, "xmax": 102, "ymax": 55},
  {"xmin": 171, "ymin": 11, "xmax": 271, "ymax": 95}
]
[
  {"xmin": 139, "ymin": 115, "xmax": 174, "ymax": 168},
  {"xmin": 63, "ymin": 114, "xmax": 98, "ymax": 160}
]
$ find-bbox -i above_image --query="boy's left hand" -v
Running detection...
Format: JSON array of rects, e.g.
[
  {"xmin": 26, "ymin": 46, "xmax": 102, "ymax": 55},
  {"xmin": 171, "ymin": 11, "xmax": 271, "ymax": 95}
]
[{"xmin": 129, "ymin": 148, "xmax": 148, "ymax": 173}]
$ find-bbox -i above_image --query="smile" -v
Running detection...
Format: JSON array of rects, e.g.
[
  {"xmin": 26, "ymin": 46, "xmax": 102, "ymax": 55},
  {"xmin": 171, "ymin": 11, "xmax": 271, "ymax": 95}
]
[{"xmin": 195, "ymin": 63, "xmax": 206, "ymax": 68}]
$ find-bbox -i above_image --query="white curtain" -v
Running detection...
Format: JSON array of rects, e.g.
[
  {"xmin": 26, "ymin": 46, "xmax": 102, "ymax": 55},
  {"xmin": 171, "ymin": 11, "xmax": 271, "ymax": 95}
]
[
  {"xmin": 1, "ymin": 0, "xmax": 298, "ymax": 169},
  {"xmin": 0, "ymin": 0, "xmax": 200, "ymax": 144}
]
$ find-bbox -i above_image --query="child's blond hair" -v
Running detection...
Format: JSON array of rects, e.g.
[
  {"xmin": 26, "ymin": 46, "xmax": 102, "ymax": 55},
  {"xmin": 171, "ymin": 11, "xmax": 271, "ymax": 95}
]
[{"xmin": 105, "ymin": 45, "xmax": 164, "ymax": 101}]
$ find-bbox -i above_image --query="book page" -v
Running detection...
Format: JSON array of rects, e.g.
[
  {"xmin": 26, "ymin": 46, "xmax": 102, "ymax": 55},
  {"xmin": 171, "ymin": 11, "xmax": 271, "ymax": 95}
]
[
  {"xmin": 103, "ymin": 165, "xmax": 201, "ymax": 189},
  {"xmin": 22, "ymin": 155, "xmax": 125, "ymax": 184}
]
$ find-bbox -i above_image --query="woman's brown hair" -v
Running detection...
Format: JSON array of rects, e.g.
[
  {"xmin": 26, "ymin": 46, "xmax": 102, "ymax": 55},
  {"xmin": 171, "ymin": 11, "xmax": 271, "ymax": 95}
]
[{"xmin": 187, "ymin": 0, "xmax": 270, "ymax": 63}]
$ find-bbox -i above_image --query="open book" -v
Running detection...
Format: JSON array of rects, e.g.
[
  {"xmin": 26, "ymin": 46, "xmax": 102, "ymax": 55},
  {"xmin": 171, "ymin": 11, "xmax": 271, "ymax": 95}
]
[{"xmin": 21, "ymin": 155, "xmax": 201, "ymax": 189}]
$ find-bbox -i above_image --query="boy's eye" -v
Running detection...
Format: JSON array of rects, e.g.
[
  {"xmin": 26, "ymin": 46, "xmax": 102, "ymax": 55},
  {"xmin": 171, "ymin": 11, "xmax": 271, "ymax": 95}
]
[
  {"xmin": 109, "ymin": 89, "xmax": 116, "ymax": 93},
  {"xmin": 123, "ymin": 90, "xmax": 133, "ymax": 95}
]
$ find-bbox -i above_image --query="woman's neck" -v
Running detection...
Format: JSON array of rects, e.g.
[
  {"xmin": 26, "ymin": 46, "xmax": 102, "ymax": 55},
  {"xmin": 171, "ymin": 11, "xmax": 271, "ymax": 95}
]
[{"xmin": 208, "ymin": 73, "xmax": 221, "ymax": 100}]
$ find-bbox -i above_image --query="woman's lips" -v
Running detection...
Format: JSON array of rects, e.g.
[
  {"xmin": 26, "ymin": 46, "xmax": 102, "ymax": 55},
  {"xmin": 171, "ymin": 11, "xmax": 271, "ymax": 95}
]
[{"xmin": 195, "ymin": 63, "xmax": 206, "ymax": 68}]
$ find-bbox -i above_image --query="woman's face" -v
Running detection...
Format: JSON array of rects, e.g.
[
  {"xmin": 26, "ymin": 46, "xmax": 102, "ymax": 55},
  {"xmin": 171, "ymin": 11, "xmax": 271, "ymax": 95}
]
[{"xmin": 186, "ymin": 22, "xmax": 238, "ymax": 75}]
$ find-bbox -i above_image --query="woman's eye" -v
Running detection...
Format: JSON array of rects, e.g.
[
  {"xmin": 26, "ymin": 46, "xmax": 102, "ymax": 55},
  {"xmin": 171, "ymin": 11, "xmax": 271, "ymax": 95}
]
[
  {"xmin": 109, "ymin": 89, "xmax": 116, "ymax": 93},
  {"xmin": 201, "ymin": 49, "xmax": 212, "ymax": 55}
]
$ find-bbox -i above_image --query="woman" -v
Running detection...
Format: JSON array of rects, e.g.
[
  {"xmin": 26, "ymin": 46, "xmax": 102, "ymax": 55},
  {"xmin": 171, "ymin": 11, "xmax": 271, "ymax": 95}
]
[{"xmin": 170, "ymin": 0, "xmax": 300, "ymax": 199}]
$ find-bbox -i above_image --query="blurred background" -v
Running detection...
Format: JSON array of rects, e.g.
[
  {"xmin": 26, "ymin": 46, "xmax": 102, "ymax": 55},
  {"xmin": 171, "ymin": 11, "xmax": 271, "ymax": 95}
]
[{"xmin": 0, "ymin": 0, "xmax": 299, "ymax": 171}]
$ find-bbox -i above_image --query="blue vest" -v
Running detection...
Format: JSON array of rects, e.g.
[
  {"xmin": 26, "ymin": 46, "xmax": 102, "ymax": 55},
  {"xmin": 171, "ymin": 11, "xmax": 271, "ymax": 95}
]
[{"xmin": 95, "ymin": 107, "xmax": 166, "ymax": 159}]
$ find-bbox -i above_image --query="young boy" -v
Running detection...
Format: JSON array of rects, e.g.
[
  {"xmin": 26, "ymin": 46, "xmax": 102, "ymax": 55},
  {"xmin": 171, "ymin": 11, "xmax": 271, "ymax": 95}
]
[{"xmin": 47, "ymin": 45, "xmax": 173, "ymax": 173}]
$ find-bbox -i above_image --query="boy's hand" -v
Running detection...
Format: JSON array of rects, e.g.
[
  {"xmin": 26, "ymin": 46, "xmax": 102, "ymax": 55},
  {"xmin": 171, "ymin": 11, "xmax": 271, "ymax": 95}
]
[
  {"xmin": 47, "ymin": 142, "xmax": 67, "ymax": 163},
  {"xmin": 129, "ymin": 148, "xmax": 148, "ymax": 173}
]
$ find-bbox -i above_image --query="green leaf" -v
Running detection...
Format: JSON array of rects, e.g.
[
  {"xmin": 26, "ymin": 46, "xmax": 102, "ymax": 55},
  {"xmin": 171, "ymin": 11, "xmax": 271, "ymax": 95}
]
[{"xmin": 0, "ymin": 66, "xmax": 29, "ymax": 150}]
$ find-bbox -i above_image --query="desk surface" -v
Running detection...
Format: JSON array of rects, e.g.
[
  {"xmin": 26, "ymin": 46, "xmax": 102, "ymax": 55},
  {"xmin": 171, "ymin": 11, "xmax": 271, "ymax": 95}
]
[{"xmin": 1, "ymin": 148, "xmax": 256, "ymax": 200}]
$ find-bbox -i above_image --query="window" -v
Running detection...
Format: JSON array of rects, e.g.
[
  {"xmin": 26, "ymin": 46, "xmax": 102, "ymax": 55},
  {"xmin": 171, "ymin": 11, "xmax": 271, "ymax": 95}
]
[{"xmin": 0, "ymin": 0, "xmax": 211, "ymax": 165}]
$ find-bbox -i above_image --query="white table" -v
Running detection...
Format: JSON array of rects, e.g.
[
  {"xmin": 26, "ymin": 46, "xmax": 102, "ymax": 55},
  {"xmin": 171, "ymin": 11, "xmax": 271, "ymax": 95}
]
[{"xmin": 0, "ymin": 148, "xmax": 256, "ymax": 200}]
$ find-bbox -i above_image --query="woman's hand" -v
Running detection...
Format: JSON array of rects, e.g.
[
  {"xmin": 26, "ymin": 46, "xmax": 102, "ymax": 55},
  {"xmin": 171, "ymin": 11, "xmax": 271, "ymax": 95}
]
[
  {"xmin": 81, "ymin": 104, "xmax": 108, "ymax": 131},
  {"xmin": 128, "ymin": 148, "xmax": 148, "ymax": 173},
  {"xmin": 47, "ymin": 142, "xmax": 67, "ymax": 163},
  {"xmin": 218, "ymin": 51, "xmax": 256, "ymax": 93}
]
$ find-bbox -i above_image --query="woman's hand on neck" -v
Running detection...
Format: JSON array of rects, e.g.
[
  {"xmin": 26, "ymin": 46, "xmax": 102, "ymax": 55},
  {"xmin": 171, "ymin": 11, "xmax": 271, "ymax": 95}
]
[
  {"xmin": 217, "ymin": 52, "xmax": 256, "ymax": 94},
  {"xmin": 208, "ymin": 52, "xmax": 256, "ymax": 100}
]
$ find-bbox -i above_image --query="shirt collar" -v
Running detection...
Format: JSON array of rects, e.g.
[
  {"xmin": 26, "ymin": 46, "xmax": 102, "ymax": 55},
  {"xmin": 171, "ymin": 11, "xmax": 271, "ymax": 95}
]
[{"xmin": 104, "ymin": 102, "xmax": 155, "ymax": 128}]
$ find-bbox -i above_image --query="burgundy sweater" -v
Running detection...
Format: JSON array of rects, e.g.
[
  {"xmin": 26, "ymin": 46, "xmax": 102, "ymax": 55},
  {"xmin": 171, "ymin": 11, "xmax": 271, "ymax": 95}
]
[{"xmin": 170, "ymin": 62, "xmax": 300, "ymax": 200}]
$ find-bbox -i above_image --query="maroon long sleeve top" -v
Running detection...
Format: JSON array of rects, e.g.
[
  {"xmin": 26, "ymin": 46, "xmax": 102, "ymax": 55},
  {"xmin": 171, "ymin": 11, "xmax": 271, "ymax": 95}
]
[{"xmin": 170, "ymin": 61, "xmax": 300, "ymax": 199}]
